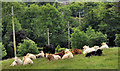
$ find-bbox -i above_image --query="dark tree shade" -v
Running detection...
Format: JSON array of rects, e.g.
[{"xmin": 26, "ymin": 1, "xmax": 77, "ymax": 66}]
[{"xmin": 10, "ymin": 30, "xmax": 27, "ymax": 46}]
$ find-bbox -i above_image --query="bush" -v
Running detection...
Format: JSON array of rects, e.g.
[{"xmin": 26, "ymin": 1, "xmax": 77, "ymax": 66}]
[
  {"xmin": 70, "ymin": 26, "xmax": 107, "ymax": 49},
  {"xmin": 86, "ymin": 26, "xmax": 107, "ymax": 47},
  {"xmin": 70, "ymin": 28, "xmax": 89, "ymax": 49},
  {"xmin": 58, "ymin": 48, "xmax": 66, "ymax": 52},
  {"xmin": 0, "ymin": 42, "xmax": 7, "ymax": 58},
  {"xmin": 55, "ymin": 45, "xmax": 61, "ymax": 52},
  {"xmin": 17, "ymin": 39, "xmax": 39, "ymax": 56},
  {"xmin": 114, "ymin": 34, "xmax": 120, "ymax": 47}
]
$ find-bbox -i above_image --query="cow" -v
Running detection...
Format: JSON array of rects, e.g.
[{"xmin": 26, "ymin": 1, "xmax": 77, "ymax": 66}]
[{"xmin": 43, "ymin": 44, "xmax": 55, "ymax": 54}]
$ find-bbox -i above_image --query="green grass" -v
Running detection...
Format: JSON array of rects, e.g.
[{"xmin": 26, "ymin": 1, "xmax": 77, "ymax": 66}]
[{"xmin": 1, "ymin": 47, "xmax": 118, "ymax": 69}]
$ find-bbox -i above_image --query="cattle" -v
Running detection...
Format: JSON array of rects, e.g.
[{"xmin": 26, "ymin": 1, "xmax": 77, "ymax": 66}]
[
  {"xmin": 62, "ymin": 49, "xmax": 73, "ymax": 59},
  {"xmin": 10, "ymin": 57, "xmax": 23, "ymax": 66},
  {"xmin": 100, "ymin": 42, "xmax": 109, "ymax": 50},
  {"xmin": 46, "ymin": 54, "xmax": 56, "ymax": 61},
  {"xmin": 54, "ymin": 50, "xmax": 65, "ymax": 58},
  {"xmin": 72, "ymin": 48, "xmax": 82, "ymax": 56},
  {"xmin": 36, "ymin": 51, "xmax": 44, "ymax": 58},
  {"xmin": 23, "ymin": 56, "xmax": 33, "ymax": 65},
  {"xmin": 43, "ymin": 45, "xmax": 55, "ymax": 54},
  {"xmin": 26, "ymin": 53, "xmax": 36, "ymax": 60}
]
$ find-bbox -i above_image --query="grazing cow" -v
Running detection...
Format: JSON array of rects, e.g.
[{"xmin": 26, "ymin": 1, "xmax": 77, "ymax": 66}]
[
  {"xmin": 23, "ymin": 56, "xmax": 33, "ymax": 65},
  {"xmin": 10, "ymin": 57, "xmax": 23, "ymax": 66},
  {"xmin": 43, "ymin": 45, "xmax": 55, "ymax": 54},
  {"xmin": 36, "ymin": 51, "xmax": 44, "ymax": 58},
  {"xmin": 26, "ymin": 53, "xmax": 36, "ymax": 60},
  {"xmin": 54, "ymin": 50, "xmax": 65, "ymax": 58},
  {"xmin": 62, "ymin": 49, "xmax": 73, "ymax": 59},
  {"xmin": 72, "ymin": 48, "xmax": 82, "ymax": 56}
]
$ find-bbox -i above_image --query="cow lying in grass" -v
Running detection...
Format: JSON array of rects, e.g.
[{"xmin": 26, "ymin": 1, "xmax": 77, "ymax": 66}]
[
  {"xmin": 62, "ymin": 49, "xmax": 73, "ymax": 59},
  {"xmin": 83, "ymin": 42, "xmax": 109, "ymax": 57},
  {"xmin": 72, "ymin": 48, "xmax": 82, "ymax": 56},
  {"xmin": 10, "ymin": 57, "xmax": 23, "ymax": 66},
  {"xmin": 54, "ymin": 50, "xmax": 65, "ymax": 58},
  {"xmin": 36, "ymin": 51, "xmax": 44, "ymax": 58},
  {"xmin": 26, "ymin": 53, "xmax": 36, "ymax": 60},
  {"xmin": 92, "ymin": 46, "xmax": 102, "ymax": 56},
  {"xmin": 100, "ymin": 42, "xmax": 109, "ymax": 50},
  {"xmin": 23, "ymin": 56, "xmax": 33, "ymax": 65},
  {"xmin": 83, "ymin": 47, "xmax": 96, "ymax": 57},
  {"xmin": 46, "ymin": 53, "xmax": 61, "ymax": 61},
  {"xmin": 83, "ymin": 45, "xmax": 89, "ymax": 51}
]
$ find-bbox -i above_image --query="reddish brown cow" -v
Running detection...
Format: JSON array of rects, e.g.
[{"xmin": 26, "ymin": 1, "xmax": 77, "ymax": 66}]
[
  {"xmin": 54, "ymin": 50, "xmax": 65, "ymax": 58},
  {"xmin": 72, "ymin": 48, "xmax": 82, "ymax": 56}
]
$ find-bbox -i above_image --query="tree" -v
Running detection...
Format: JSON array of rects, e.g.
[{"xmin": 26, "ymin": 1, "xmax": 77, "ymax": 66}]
[
  {"xmin": 70, "ymin": 28, "xmax": 89, "ymax": 49},
  {"xmin": 81, "ymin": 2, "xmax": 120, "ymax": 46},
  {"xmin": 2, "ymin": 2, "xmax": 24, "ymax": 58},
  {"xmin": 68, "ymin": 2, "xmax": 84, "ymax": 17},
  {"xmin": 19, "ymin": 4, "xmax": 67, "ymax": 47},
  {"xmin": 86, "ymin": 26, "xmax": 107, "ymax": 47}
]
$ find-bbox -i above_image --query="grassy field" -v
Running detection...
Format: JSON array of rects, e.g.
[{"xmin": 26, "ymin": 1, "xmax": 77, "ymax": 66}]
[{"xmin": 1, "ymin": 47, "xmax": 119, "ymax": 69}]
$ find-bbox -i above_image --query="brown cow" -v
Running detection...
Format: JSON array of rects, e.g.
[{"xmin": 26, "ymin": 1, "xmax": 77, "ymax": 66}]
[
  {"xmin": 54, "ymin": 50, "xmax": 65, "ymax": 58},
  {"xmin": 72, "ymin": 48, "xmax": 82, "ymax": 56}
]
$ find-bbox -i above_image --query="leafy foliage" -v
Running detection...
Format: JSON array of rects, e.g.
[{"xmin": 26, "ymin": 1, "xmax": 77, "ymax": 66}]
[
  {"xmin": 58, "ymin": 48, "xmax": 66, "ymax": 52},
  {"xmin": 19, "ymin": 3, "xmax": 67, "ymax": 47},
  {"xmin": 114, "ymin": 34, "xmax": 120, "ymax": 47},
  {"xmin": 70, "ymin": 28, "xmax": 89, "ymax": 49},
  {"xmin": 10, "ymin": 30, "xmax": 27, "ymax": 46},
  {"xmin": 0, "ymin": 42, "xmax": 7, "ymax": 58},
  {"xmin": 17, "ymin": 39, "xmax": 39, "ymax": 56},
  {"xmin": 55, "ymin": 45, "xmax": 61, "ymax": 52},
  {"xmin": 86, "ymin": 26, "xmax": 107, "ymax": 47}
]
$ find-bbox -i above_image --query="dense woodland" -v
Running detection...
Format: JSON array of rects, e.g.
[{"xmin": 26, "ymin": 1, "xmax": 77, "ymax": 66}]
[{"xmin": 1, "ymin": 2, "xmax": 120, "ymax": 59}]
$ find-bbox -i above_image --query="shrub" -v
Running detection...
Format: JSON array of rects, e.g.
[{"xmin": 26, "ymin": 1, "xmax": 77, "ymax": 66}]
[
  {"xmin": 0, "ymin": 42, "xmax": 7, "ymax": 58},
  {"xmin": 70, "ymin": 26, "xmax": 107, "ymax": 49},
  {"xmin": 17, "ymin": 39, "xmax": 39, "ymax": 56},
  {"xmin": 58, "ymin": 48, "xmax": 66, "ymax": 52},
  {"xmin": 70, "ymin": 28, "xmax": 89, "ymax": 49},
  {"xmin": 55, "ymin": 45, "xmax": 61, "ymax": 52},
  {"xmin": 114, "ymin": 34, "xmax": 120, "ymax": 47},
  {"xmin": 86, "ymin": 26, "xmax": 107, "ymax": 47}
]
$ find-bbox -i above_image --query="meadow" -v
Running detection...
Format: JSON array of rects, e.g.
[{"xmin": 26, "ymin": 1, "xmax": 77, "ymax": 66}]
[{"xmin": 1, "ymin": 47, "xmax": 118, "ymax": 69}]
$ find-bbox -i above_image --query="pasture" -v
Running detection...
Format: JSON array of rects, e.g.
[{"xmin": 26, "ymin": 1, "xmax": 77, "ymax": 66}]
[{"xmin": 1, "ymin": 47, "xmax": 118, "ymax": 69}]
